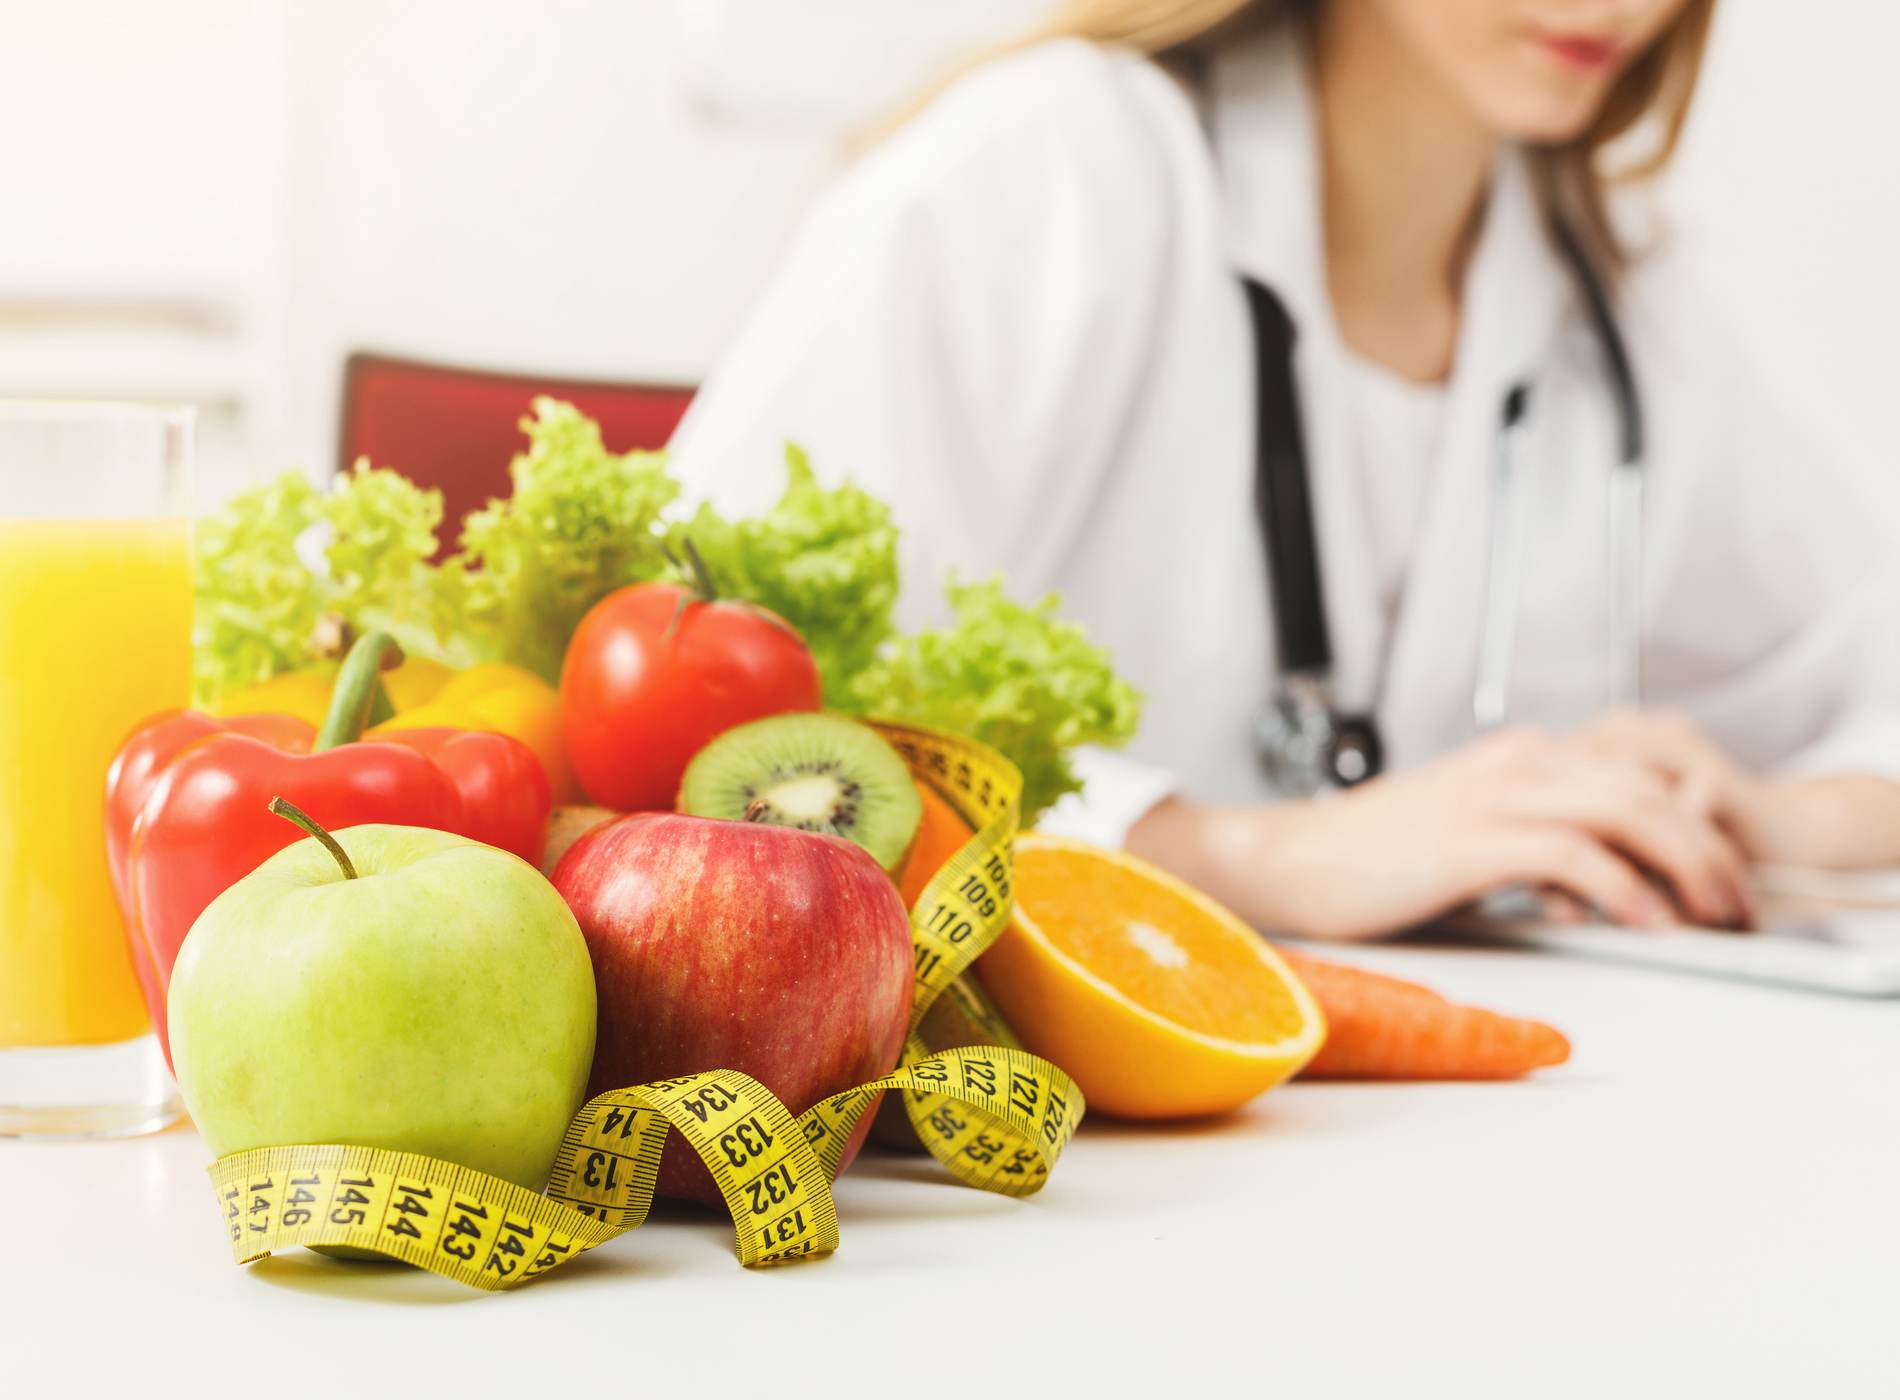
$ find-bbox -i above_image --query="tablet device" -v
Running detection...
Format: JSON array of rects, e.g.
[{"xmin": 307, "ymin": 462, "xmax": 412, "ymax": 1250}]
[{"xmin": 1449, "ymin": 883, "xmax": 1900, "ymax": 997}]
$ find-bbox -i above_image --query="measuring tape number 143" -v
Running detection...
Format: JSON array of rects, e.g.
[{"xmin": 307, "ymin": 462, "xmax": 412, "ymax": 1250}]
[{"xmin": 206, "ymin": 722, "xmax": 1084, "ymax": 1290}]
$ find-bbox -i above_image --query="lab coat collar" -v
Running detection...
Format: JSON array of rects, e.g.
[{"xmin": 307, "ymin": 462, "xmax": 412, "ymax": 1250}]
[{"xmin": 1208, "ymin": 19, "xmax": 1572, "ymax": 397}]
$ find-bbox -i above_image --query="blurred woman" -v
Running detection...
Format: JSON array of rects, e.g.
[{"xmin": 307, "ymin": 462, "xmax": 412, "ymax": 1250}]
[{"xmin": 669, "ymin": 0, "xmax": 1900, "ymax": 938}]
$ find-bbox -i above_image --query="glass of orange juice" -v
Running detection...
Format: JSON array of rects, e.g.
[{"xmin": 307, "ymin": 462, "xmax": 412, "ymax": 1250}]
[{"xmin": 1, "ymin": 401, "xmax": 194, "ymax": 1137}]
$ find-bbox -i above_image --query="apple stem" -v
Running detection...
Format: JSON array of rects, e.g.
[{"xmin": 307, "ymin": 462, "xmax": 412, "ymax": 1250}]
[
  {"xmin": 268, "ymin": 796, "xmax": 359, "ymax": 880},
  {"xmin": 743, "ymin": 799, "xmax": 770, "ymax": 823},
  {"xmin": 316, "ymin": 629, "xmax": 403, "ymax": 750}
]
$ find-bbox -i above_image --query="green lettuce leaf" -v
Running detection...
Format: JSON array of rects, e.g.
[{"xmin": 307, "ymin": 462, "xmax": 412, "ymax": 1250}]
[
  {"xmin": 669, "ymin": 444, "xmax": 900, "ymax": 702},
  {"xmin": 191, "ymin": 471, "xmax": 327, "ymax": 702},
  {"xmin": 190, "ymin": 463, "xmax": 449, "ymax": 703},
  {"xmin": 443, "ymin": 397, "xmax": 678, "ymax": 680},
  {"xmin": 321, "ymin": 460, "xmax": 455, "ymax": 663},
  {"xmin": 842, "ymin": 577, "xmax": 1143, "ymax": 821}
]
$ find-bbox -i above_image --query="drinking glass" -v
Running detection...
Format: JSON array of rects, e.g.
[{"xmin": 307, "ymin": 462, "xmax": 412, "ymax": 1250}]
[{"xmin": 0, "ymin": 401, "xmax": 194, "ymax": 1137}]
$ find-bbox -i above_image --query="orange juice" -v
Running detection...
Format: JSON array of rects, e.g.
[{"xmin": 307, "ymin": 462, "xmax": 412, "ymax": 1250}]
[{"xmin": 0, "ymin": 518, "xmax": 192, "ymax": 1047}]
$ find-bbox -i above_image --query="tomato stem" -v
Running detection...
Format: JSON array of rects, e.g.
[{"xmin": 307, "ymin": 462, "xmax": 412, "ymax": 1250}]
[
  {"xmin": 316, "ymin": 630, "xmax": 404, "ymax": 751},
  {"xmin": 267, "ymin": 797, "xmax": 358, "ymax": 880},
  {"xmin": 681, "ymin": 537, "xmax": 720, "ymax": 602},
  {"xmin": 659, "ymin": 536, "xmax": 721, "ymax": 603},
  {"xmin": 660, "ymin": 536, "xmax": 724, "ymax": 640}
]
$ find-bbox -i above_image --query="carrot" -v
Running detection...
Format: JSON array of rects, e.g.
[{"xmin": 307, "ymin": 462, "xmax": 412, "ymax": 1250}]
[{"xmin": 1274, "ymin": 946, "xmax": 1570, "ymax": 1080}]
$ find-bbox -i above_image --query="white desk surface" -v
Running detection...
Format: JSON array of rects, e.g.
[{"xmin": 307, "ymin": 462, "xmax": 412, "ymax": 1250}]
[{"xmin": 6, "ymin": 942, "xmax": 1896, "ymax": 1399}]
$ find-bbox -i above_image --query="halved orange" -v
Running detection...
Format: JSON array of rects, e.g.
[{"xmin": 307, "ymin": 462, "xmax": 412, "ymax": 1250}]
[{"xmin": 977, "ymin": 835, "xmax": 1326, "ymax": 1119}]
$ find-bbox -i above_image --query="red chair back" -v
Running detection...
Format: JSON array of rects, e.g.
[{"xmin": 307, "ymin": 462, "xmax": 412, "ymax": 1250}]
[{"xmin": 339, "ymin": 352, "xmax": 695, "ymax": 544}]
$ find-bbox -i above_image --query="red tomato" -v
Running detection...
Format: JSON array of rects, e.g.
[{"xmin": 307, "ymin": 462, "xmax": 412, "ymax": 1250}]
[{"xmin": 560, "ymin": 582, "xmax": 822, "ymax": 810}]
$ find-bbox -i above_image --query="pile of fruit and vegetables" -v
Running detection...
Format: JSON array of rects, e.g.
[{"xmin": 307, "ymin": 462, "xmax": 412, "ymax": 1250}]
[{"xmin": 121, "ymin": 399, "xmax": 1567, "ymax": 1288}]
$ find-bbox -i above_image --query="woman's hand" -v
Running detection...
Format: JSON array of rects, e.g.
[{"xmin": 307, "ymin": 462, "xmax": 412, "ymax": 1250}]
[
  {"xmin": 1568, "ymin": 707, "xmax": 1900, "ymax": 869},
  {"xmin": 1564, "ymin": 707, "xmax": 1767, "ymax": 846},
  {"xmin": 1127, "ymin": 726, "xmax": 1753, "ymax": 942}
]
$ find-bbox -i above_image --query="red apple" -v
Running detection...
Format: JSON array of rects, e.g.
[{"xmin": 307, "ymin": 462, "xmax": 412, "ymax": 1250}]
[{"xmin": 551, "ymin": 811, "xmax": 913, "ymax": 1205}]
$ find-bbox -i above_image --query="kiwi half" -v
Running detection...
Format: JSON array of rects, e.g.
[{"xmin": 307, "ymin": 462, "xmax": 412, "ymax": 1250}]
[{"xmin": 679, "ymin": 712, "xmax": 923, "ymax": 872}]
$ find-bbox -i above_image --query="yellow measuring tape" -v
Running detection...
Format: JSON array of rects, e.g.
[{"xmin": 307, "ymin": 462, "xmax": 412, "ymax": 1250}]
[{"xmin": 207, "ymin": 722, "xmax": 1083, "ymax": 1289}]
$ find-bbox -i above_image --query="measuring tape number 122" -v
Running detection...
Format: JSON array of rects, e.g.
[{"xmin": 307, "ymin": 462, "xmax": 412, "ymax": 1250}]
[{"xmin": 207, "ymin": 722, "xmax": 1084, "ymax": 1290}]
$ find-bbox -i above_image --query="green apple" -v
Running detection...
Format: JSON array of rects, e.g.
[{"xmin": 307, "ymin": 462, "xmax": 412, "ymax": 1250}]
[{"xmin": 169, "ymin": 815, "xmax": 597, "ymax": 1190}]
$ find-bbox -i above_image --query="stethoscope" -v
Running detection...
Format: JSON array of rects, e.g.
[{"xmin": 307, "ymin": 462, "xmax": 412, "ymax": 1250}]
[{"xmin": 1248, "ymin": 220, "xmax": 1647, "ymax": 797}]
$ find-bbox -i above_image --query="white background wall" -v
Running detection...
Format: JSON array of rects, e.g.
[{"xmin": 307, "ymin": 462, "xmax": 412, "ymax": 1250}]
[
  {"xmin": 1665, "ymin": 3, "xmax": 1900, "ymax": 519},
  {"xmin": 2, "ymin": 0, "xmax": 1895, "ymax": 521}
]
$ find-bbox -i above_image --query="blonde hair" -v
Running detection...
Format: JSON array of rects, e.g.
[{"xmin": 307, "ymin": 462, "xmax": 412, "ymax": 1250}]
[{"xmin": 902, "ymin": 0, "xmax": 1717, "ymax": 270}]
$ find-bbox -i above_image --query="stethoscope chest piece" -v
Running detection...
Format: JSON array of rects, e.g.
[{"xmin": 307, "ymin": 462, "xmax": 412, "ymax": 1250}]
[{"xmin": 1251, "ymin": 674, "xmax": 1383, "ymax": 798}]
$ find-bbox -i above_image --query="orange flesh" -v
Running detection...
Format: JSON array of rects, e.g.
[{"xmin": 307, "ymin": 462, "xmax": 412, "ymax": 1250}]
[{"xmin": 1014, "ymin": 846, "xmax": 1309, "ymax": 1044}]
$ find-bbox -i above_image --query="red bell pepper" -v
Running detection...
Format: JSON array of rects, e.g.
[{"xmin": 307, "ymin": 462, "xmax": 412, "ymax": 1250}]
[
  {"xmin": 106, "ymin": 633, "xmax": 551, "ymax": 1064},
  {"xmin": 367, "ymin": 726, "xmax": 550, "ymax": 862},
  {"xmin": 105, "ymin": 710, "xmax": 315, "ymax": 1030}
]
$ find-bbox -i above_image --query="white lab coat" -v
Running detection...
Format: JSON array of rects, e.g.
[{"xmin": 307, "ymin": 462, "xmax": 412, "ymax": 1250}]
[{"xmin": 669, "ymin": 23, "xmax": 1900, "ymax": 844}]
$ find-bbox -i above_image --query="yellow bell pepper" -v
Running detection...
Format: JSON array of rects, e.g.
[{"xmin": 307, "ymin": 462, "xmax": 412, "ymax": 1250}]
[
  {"xmin": 369, "ymin": 662, "xmax": 577, "ymax": 804},
  {"xmin": 378, "ymin": 655, "xmax": 456, "ymax": 712},
  {"xmin": 213, "ymin": 670, "xmax": 334, "ymax": 728},
  {"xmin": 215, "ymin": 656, "xmax": 456, "ymax": 730}
]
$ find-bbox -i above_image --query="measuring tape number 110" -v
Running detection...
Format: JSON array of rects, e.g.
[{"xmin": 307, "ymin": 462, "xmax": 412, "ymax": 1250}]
[{"xmin": 206, "ymin": 722, "xmax": 1084, "ymax": 1290}]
